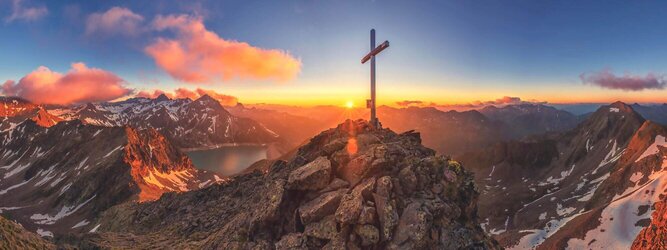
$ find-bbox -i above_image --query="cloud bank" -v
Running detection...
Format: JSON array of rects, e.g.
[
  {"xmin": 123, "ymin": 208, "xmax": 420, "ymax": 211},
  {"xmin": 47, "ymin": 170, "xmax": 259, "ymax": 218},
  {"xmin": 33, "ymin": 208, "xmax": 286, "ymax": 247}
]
[
  {"xmin": 5, "ymin": 0, "xmax": 47, "ymax": 23},
  {"xmin": 580, "ymin": 69, "xmax": 666, "ymax": 91},
  {"xmin": 86, "ymin": 7, "xmax": 144, "ymax": 37},
  {"xmin": 136, "ymin": 88, "xmax": 238, "ymax": 106},
  {"xmin": 2, "ymin": 63, "xmax": 132, "ymax": 105},
  {"xmin": 145, "ymin": 14, "xmax": 301, "ymax": 83}
]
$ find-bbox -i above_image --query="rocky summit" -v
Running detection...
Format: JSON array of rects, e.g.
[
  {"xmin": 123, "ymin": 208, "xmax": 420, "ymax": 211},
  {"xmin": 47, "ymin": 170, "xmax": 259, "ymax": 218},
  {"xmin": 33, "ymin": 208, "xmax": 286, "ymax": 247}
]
[{"xmin": 72, "ymin": 120, "xmax": 498, "ymax": 249}]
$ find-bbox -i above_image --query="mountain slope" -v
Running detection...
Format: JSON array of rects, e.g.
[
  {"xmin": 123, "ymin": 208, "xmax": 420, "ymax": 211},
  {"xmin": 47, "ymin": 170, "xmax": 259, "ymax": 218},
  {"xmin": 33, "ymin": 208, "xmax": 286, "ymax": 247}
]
[
  {"xmin": 458, "ymin": 101, "xmax": 662, "ymax": 248},
  {"xmin": 0, "ymin": 120, "xmax": 220, "ymax": 237},
  {"xmin": 76, "ymin": 120, "xmax": 499, "ymax": 249},
  {"xmin": 479, "ymin": 104, "xmax": 581, "ymax": 138},
  {"xmin": 631, "ymin": 103, "xmax": 667, "ymax": 125},
  {"xmin": 0, "ymin": 216, "xmax": 55, "ymax": 249}
]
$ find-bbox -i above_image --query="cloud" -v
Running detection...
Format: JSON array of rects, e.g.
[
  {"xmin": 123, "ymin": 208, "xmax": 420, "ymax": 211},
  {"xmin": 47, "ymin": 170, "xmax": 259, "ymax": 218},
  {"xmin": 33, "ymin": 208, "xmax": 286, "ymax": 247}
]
[
  {"xmin": 85, "ymin": 7, "xmax": 144, "ymax": 37},
  {"xmin": 145, "ymin": 14, "xmax": 301, "ymax": 83},
  {"xmin": 5, "ymin": 0, "xmax": 47, "ymax": 23},
  {"xmin": 580, "ymin": 69, "xmax": 666, "ymax": 91},
  {"xmin": 433, "ymin": 96, "xmax": 547, "ymax": 112},
  {"xmin": 2, "ymin": 63, "xmax": 132, "ymax": 105},
  {"xmin": 396, "ymin": 100, "xmax": 425, "ymax": 107},
  {"xmin": 136, "ymin": 88, "xmax": 238, "ymax": 106}
]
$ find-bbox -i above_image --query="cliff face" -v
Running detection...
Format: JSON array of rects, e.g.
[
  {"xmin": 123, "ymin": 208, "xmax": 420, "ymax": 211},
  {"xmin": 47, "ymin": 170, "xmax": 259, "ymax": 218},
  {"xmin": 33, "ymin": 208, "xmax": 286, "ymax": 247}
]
[{"xmin": 85, "ymin": 119, "xmax": 498, "ymax": 249}]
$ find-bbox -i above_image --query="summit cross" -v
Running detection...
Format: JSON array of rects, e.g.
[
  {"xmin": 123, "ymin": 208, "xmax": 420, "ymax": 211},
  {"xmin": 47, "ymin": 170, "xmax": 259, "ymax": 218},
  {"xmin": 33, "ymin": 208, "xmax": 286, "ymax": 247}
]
[{"xmin": 361, "ymin": 29, "xmax": 389, "ymax": 129}]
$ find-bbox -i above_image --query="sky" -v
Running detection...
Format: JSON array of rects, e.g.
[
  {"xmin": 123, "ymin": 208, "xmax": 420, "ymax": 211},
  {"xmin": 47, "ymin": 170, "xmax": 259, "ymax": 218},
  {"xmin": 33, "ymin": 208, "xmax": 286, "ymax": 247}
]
[{"xmin": 3, "ymin": 0, "xmax": 667, "ymax": 107}]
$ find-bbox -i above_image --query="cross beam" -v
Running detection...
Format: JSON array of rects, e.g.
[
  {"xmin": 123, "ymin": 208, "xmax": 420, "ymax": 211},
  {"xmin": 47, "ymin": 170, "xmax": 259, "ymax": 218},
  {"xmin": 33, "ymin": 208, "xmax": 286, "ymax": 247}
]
[{"xmin": 361, "ymin": 29, "xmax": 389, "ymax": 129}]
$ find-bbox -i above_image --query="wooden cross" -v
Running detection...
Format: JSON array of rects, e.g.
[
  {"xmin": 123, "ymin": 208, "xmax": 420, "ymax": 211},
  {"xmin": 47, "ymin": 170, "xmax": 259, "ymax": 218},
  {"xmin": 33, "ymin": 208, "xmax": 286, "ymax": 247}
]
[{"xmin": 361, "ymin": 29, "xmax": 389, "ymax": 129}]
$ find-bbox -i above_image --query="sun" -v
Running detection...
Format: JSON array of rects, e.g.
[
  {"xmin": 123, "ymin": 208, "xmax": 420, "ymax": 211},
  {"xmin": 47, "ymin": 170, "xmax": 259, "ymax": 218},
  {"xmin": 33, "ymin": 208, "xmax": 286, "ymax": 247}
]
[{"xmin": 345, "ymin": 100, "xmax": 354, "ymax": 109}]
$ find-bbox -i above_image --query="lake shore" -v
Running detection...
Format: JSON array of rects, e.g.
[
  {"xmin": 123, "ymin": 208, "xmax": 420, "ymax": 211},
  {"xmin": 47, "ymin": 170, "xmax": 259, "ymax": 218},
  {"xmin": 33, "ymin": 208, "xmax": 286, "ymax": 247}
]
[{"xmin": 180, "ymin": 143, "xmax": 269, "ymax": 152}]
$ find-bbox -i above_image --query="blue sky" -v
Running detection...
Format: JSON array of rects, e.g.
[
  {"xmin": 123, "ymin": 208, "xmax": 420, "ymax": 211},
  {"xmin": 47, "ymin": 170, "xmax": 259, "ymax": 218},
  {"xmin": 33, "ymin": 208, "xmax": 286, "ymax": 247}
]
[{"xmin": 2, "ymin": 0, "xmax": 667, "ymax": 106}]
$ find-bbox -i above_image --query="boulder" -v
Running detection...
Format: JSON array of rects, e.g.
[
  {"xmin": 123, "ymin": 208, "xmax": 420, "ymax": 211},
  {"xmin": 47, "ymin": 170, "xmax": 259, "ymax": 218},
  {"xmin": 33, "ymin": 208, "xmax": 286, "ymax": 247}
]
[
  {"xmin": 357, "ymin": 205, "xmax": 377, "ymax": 225},
  {"xmin": 288, "ymin": 156, "xmax": 332, "ymax": 191},
  {"xmin": 275, "ymin": 233, "xmax": 307, "ymax": 250},
  {"xmin": 337, "ymin": 153, "xmax": 373, "ymax": 185},
  {"xmin": 304, "ymin": 215, "xmax": 338, "ymax": 240},
  {"xmin": 352, "ymin": 176, "xmax": 376, "ymax": 199},
  {"xmin": 320, "ymin": 178, "xmax": 349, "ymax": 193},
  {"xmin": 373, "ymin": 193, "xmax": 399, "ymax": 242},
  {"xmin": 335, "ymin": 192, "xmax": 363, "ymax": 225},
  {"xmin": 354, "ymin": 224, "xmax": 380, "ymax": 246},
  {"xmin": 299, "ymin": 189, "xmax": 346, "ymax": 224},
  {"xmin": 393, "ymin": 202, "xmax": 432, "ymax": 246},
  {"xmin": 376, "ymin": 176, "xmax": 393, "ymax": 198},
  {"xmin": 398, "ymin": 167, "xmax": 418, "ymax": 194}
]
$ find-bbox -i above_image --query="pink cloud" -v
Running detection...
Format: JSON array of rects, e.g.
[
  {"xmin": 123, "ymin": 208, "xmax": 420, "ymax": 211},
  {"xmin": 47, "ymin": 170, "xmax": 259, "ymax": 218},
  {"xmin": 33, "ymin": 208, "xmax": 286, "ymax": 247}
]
[
  {"xmin": 86, "ymin": 7, "xmax": 144, "ymax": 37},
  {"xmin": 2, "ymin": 63, "xmax": 132, "ymax": 105},
  {"xmin": 136, "ymin": 88, "xmax": 238, "ymax": 106},
  {"xmin": 5, "ymin": 0, "xmax": 47, "ymax": 23},
  {"xmin": 145, "ymin": 14, "xmax": 301, "ymax": 83},
  {"xmin": 580, "ymin": 69, "xmax": 666, "ymax": 91}
]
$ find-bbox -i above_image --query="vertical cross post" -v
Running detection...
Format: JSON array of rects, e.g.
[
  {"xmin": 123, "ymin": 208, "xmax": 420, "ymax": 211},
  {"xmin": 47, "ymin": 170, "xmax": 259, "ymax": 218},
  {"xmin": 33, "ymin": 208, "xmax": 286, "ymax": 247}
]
[
  {"xmin": 370, "ymin": 29, "xmax": 377, "ymax": 128},
  {"xmin": 361, "ymin": 29, "xmax": 389, "ymax": 129}
]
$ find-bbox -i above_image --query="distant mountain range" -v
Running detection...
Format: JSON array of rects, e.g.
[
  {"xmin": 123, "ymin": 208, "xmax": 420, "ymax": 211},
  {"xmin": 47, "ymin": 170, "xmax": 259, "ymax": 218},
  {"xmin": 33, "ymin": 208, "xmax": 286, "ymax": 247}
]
[
  {"xmin": 46, "ymin": 94, "xmax": 280, "ymax": 149},
  {"xmin": 459, "ymin": 101, "xmax": 667, "ymax": 248}
]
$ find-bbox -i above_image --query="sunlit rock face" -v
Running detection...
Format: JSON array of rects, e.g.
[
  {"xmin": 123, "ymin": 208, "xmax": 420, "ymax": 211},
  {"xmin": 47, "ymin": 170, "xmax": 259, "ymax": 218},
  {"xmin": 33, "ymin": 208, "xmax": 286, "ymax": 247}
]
[
  {"xmin": 0, "ymin": 120, "xmax": 219, "ymax": 237},
  {"xmin": 0, "ymin": 97, "xmax": 62, "ymax": 131},
  {"xmin": 86, "ymin": 119, "xmax": 499, "ymax": 249}
]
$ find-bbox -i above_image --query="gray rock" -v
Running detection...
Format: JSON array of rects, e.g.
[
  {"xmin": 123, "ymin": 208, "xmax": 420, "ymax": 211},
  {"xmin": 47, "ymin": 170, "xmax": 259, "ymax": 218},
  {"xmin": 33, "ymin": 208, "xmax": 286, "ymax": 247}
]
[
  {"xmin": 335, "ymin": 192, "xmax": 363, "ymax": 225},
  {"xmin": 275, "ymin": 233, "xmax": 307, "ymax": 250},
  {"xmin": 304, "ymin": 215, "xmax": 338, "ymax": 240},
  {"xmin": 376, "ymin": 176, "xmax": 393, "ymax": 198},
  {"xmin": 373, "ymin": 193, "xmax": 399, "ymax": 242},
  {"xmin": 393, "ymin": 202, "xmax": 432, "ymax": 247},
  {"xmin": 320, "ymin": 178, "xmax": 349, "ymax": 193},
  {"xmin": 354, "ymin": 224, "xmax": 380, "ymax": 246},
  {"xmin": 357, "ymin": 205, "xmax": 377, "ymax": 225},
  {"xmin": 288, "ymin": 156, "xmax": 332, "ymax": 191},
  {"xmin": 299, "ymin": 189, "xmax": 345, "ymax": 224}
]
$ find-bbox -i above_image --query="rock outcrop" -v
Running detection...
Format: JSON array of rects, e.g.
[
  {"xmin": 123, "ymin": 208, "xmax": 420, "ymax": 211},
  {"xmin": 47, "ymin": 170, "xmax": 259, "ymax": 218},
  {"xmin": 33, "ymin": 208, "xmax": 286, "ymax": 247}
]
[{"xmin": 83, "ymin": 120, "xmax": 498, "ymax": 249}]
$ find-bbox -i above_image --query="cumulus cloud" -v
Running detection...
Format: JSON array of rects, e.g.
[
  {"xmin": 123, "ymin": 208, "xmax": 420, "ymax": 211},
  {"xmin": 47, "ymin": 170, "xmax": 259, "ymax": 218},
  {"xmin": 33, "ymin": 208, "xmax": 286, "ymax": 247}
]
[
  {"xmin": 136, "ymin": 88, "xmax": 238, "ymax": 106},
  {"xmin": 580, "ymin": 69, "xmax": 666, "ymax": 91},
  {"xmin": 5, "ymin": 0, "xmax": 47, "ymax": 23},
  {"xmin": 85, "ymin": 7, "xmax": 144, "ymax": 37},
  {"xmin": 145, "ymin": 14, "xmax": 301, "ymax": 83},
  {"xmin": 2, "ymin": 63, "xmax": 132, "ymax": 105}
]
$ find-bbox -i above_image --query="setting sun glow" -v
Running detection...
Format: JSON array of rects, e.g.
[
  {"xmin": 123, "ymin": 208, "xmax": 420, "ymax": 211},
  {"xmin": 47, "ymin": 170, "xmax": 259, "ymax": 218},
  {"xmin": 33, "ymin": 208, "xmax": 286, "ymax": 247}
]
[{"xmin": 345, "ymin": 100, "xmax": 354, "ymax": 109}]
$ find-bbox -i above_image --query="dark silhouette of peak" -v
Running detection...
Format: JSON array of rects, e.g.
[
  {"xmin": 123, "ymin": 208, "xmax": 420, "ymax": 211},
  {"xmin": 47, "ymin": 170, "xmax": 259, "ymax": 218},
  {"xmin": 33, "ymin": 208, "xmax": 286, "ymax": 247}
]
[{"xmin": 155, "ymin": 93, "xmax": 170, "ymax": 102}]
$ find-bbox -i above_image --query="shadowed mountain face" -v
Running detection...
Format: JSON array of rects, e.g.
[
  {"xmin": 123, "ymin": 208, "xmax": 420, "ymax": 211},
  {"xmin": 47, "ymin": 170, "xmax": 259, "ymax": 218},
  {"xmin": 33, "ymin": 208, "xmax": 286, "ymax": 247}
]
[
  {"xmin": 71, "ymin": 120, "xmax": 499, "ymax": 249},
  {"xmin": 631, "ymin": 103, "xmax": 667, "ymax": 125},
  {"xmin": 459, "ymin": 101, "xmax": 667, "ymax": 249},
  {"xmin": 0, "ymin": 120, "xmax": 220, "ymax": 238},
  {"xmin": 479, "ymin": 104, "xmax": 582, "ymax": 139}
]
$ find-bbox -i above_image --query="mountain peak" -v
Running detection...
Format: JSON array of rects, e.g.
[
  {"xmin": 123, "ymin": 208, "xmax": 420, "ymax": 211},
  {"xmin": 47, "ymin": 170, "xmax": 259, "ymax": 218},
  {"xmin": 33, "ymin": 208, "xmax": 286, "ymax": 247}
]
[
  {"xmin": 194, "ymin": 94, "xmax": 217, "ymax": 104},
  {"xmin": 90, "ymin": 119, "xmax": 499, "ymax": 248},
  {"xmin": 155, "ymin": 93, "xmax": 170, "ymax": 102},
  {"xmin": 608, "ymin": 101, "xmax": 634, "ymax": 112}
]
